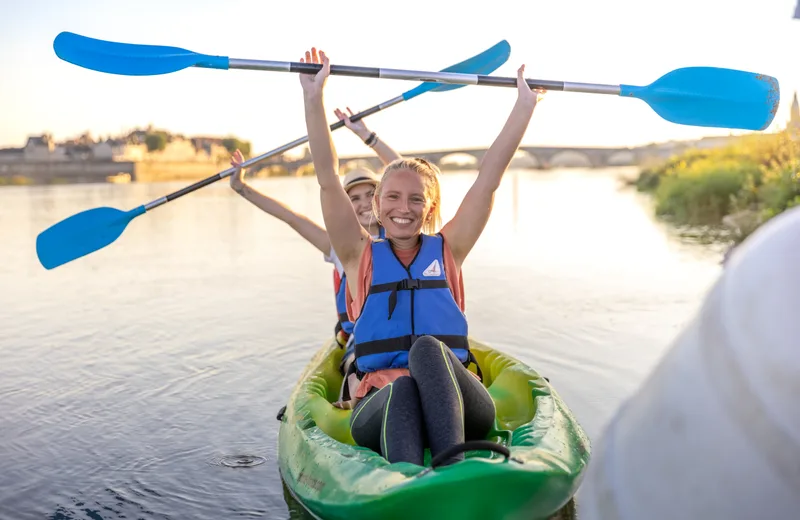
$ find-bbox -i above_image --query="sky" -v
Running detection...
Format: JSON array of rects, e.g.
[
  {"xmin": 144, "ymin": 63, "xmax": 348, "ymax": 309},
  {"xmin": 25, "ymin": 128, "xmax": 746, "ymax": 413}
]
[{"xmin": 0, "ymin": 0, "xmax": 798, "ymax": 158}]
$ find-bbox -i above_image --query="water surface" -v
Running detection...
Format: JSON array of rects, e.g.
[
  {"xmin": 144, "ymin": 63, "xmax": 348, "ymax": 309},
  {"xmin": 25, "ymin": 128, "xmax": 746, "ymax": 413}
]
[{"xmin": 0, "ymin": 168, "xmax": 722, "ymax": 519}]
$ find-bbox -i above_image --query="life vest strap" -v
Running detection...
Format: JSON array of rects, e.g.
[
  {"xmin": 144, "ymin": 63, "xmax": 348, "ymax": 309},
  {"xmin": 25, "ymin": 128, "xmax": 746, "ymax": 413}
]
[
  {"xmin": 369, "ymin": 278, "xmax": 449, "ymax": 294},
  {"xmin": 368, "ymin": 278, "xmax": 450, "ymax": 319},
  {"xmin": 467, "ymin": 351, "xmax": 483, "ymax": 381},
  {"xmin": 355, "ymin": 334, "xmax": 470, "ymax": 357}
]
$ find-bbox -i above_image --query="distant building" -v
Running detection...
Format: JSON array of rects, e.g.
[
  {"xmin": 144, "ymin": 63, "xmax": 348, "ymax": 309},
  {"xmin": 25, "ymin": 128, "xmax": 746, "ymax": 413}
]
[
  {"xmin": 24, "ymin": 134, "xmax": 55, "ymax": 159},
  {"xmin": 789, "ymin": 91, "xmax": 800, "ymax": 138},
  {"xmin": 92, "ymin": 141, "xmax": 114, "ymax": 160},
  {"xmin": 0, "ymin": 127, "xmax": 235, "ymax": 165},
  {"xmin": 0, "ymin": 147, "xmax": 23, "ymax": 163}
]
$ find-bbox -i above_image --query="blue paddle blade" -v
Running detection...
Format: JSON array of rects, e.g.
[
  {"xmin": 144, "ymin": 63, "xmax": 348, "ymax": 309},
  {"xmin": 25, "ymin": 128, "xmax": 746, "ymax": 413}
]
[
  {"xmin": 36, "ymin": 206, "xmax": 145, "ymax": 269},
  {"xmin": 53, "ymin": 32, "xmax": 228, "ymax": 76},
  {"xmin": 621, "ymin": 67, "xmax": 780, "ymax": 131},
  {"xmin": 402, "ymin": 40, "xmax": 511, "ymax": 100}
]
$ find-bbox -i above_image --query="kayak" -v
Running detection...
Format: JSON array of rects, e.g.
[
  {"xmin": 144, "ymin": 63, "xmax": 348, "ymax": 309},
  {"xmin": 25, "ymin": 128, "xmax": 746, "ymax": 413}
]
[{"xmin": 277, "ymin": 337, "xmax": 590, "ymax": 520}]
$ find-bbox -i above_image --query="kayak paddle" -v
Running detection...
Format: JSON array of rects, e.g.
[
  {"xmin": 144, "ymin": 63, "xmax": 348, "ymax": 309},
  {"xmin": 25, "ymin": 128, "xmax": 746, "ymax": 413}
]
[
  {"xmin": 35, "ymin": 40, "xmax": 511, "ymax": 270},
  {"xmin": 53, "ymin": 31, "xmax": 780, "ymax": 131}
]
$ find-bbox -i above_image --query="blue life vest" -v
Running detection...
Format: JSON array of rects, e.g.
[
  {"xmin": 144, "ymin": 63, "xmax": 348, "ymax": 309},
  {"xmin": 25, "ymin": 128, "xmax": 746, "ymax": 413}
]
[
  {"xmin": 333, "ymin": 227, "xmax": 385, "ymax": 342},
  {"xmin": 353, "ymin": 233, "xmax": 469, "ymax": 373},
  {"xmin": 333, "ymin": 269, "xmax": 353, "ymax": 338}
]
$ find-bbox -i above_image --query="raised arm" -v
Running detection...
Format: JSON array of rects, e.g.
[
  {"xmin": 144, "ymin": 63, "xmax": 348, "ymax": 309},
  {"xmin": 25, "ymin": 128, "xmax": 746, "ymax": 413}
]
[
  {"xmin": 300, "ymin": 48, "xmax": 371, "ymax": 270},
  {"xmin": 229, "ymin": 149, "xmax": 330, "ymax": 255},
  {"xmin": 441, "ymin": 64, "xmax": 545, "ymax": 267},
  {"xmin": 334, "ymin": 107, "xmax": 402, "ymax": 166}
]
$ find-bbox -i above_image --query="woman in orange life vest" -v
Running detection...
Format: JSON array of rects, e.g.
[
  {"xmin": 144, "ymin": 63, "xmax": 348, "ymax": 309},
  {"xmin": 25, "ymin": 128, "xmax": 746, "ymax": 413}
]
[
  {"xmin": 300, "ymin": 47, "xmax": 545, "ymax": 466},
  {"xmin": 228, "ymin": 109, "xmax": 399, "ymax": 397}
]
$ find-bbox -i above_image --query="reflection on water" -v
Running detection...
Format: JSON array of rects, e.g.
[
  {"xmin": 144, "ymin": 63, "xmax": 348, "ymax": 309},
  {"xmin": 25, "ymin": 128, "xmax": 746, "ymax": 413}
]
[
  {"xmin": 0, "ymin": 168, "xmax": 721, "ymax": 519},
  {"xmin": 282, "ymin": 480, "xmax": 317, "ymax": 520}
]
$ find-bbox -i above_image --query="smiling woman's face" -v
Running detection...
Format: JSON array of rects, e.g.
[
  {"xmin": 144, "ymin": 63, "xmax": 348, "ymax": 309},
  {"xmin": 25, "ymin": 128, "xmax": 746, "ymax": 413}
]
[
  {"xmin": 374, "ymin": 169, "xmax": 431, "ymax": 240},
  {"xmin": 347, "ymin": 183, "xmax": 376, "ymax": 229}
]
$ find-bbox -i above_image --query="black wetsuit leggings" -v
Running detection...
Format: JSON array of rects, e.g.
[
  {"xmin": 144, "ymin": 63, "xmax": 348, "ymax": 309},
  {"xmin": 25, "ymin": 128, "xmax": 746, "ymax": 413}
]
[{"xmin": 349, "ymin": 336, "xmax": 496, "ymax": 466}]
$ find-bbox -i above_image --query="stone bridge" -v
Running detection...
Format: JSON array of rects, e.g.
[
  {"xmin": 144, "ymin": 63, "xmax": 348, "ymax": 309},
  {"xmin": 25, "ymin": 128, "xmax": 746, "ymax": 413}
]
[{"xmin": 249, "ymin": 145, "xmax": 646, "ymax": 176}]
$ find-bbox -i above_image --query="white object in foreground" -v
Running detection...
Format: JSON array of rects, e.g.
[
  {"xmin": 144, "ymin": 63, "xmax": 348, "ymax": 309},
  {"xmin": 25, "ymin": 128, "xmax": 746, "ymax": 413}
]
[{"xmin": 580, "ymin": 205, "xmax": 800, "ymax": 519}]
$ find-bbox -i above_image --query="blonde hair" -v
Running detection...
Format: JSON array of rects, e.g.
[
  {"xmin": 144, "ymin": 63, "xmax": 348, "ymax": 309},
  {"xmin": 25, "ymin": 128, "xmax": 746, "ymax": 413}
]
[{"xmin": 373, "ymin": 158, "xmax": 442, "ymax": 235}]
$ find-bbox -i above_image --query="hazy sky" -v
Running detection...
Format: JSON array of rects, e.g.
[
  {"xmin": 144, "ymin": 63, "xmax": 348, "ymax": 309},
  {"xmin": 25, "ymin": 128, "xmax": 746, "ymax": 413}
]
[{"xmin": 1, "ymin": 0, "xmax": 797, "ymax": 157}]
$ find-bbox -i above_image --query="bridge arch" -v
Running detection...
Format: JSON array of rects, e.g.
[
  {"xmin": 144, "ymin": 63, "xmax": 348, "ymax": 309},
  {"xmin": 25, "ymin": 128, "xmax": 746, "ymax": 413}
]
[
  {"xmin": 438, "ymin": 152, "xmax": 479, "ymax": 170},
  {"xmin": 547, "ymin": 150, "xmax": 594, "ymax": 168},
  {"xmin": 606, "ymin": 150, "xmax": 637, "ymax": 166},
  {"xmin": 509, "ymin": 149, "xmax": 541, "ymax": 169}
]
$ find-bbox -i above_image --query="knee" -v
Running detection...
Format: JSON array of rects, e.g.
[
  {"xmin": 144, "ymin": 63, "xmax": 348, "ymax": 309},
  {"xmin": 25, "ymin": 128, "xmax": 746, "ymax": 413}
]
[
  {"xmin": 412, "ymin": 335, "xmax": 440, "ymax": 349},
  {"xmin": 409, "ymin": 335, "xmax": 443, "ymax": 360},
  {"xmin": 391, "ymin": 375, "xmax": 419, "ymax": 398}
]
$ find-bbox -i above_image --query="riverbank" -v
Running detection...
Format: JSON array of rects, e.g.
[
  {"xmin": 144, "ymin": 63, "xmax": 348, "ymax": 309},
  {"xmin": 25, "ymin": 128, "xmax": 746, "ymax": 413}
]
[
  {"xmin": 632, "ymin": 129, "xmax": 799, "ymax": 246},
  {"xmin": 0, "ymin": 161, "xmax": 293, "ymax": 187}
]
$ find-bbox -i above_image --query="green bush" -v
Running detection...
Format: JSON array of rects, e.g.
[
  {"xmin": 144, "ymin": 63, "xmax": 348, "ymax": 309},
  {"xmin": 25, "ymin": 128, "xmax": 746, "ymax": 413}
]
[
  {"xmin": 635, "ymin": 130, "xmax": 799, "ymax": 234},
  {"xmin": 654, "ymin": 158, "xmax": 759, "ymax": 224},
  {"xmin": 145, "ymin": 132, "xmax": 168, "ymax": 152},
  {"xmin": 222, "ymin": 137, "xmax": 251, "ymax": 157}
]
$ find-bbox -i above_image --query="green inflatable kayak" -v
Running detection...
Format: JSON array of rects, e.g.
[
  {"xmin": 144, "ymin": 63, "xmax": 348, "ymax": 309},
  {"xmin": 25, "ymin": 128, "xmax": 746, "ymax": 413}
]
[{"xmin": 277, "ymin": 338, "xmax": 590, "ymax": 520}]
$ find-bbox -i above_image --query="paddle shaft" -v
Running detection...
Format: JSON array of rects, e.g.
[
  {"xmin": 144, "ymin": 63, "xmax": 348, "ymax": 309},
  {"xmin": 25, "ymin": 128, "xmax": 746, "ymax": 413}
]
[
  {"xmin": 225, "ymin": 59, "xmax": 622, "ymax": 96},
  {"xmin": 142, "ymin": 96, "xmax": 403, "ymax": 211}
]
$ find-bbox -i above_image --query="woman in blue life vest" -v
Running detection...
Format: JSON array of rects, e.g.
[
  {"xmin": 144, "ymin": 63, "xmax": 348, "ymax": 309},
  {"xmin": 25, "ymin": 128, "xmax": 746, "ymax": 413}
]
[{"xmin": 300, "ymin": 47, "xmax": 546, "ymax": 465}]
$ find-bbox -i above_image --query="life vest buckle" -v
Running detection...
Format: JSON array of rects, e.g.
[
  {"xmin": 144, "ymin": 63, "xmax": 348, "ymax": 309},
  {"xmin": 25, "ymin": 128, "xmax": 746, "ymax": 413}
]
[{"xmin": 399, "ymin": 278, "xmax": 420, "ymax": 290}]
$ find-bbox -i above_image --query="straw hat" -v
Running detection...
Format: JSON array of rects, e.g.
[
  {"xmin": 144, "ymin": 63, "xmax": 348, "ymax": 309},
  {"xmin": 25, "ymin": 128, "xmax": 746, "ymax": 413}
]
[{"xmin": 342, "ymin": 168, "xmax": 380, "ymax": 192}]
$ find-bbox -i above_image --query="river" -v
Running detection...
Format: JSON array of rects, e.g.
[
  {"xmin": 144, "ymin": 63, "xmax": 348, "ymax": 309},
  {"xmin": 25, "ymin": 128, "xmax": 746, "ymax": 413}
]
[{"xmin": 0, "ymin": 167, "xmax": 724, "ymax": 519}]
